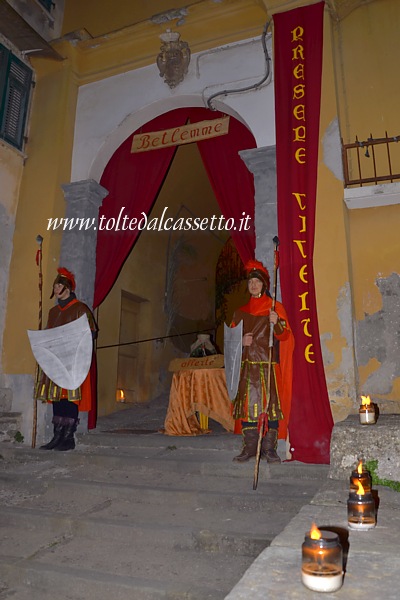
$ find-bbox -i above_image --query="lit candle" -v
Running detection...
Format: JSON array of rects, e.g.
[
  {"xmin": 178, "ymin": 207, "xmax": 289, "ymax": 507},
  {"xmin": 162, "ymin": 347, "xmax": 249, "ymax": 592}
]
[
  {"xmin": 301, "ymin": 524, "xmax": 343, "ymax": 592},
  {"xmin": 359, "ymin": 395, "xmax": 376, "ymax": 425},
  {"xmin": 350, "ymin": 459, "xmax": 372, "ymax": 493},
  {"xmin": 347, "ymin": 480, "xmax": 376, "ymax": 530}
]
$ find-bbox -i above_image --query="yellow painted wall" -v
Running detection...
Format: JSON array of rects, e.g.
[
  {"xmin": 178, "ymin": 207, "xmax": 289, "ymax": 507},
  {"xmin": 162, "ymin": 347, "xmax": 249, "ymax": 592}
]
[
  {"xmin": 0, "ymin": 144, "xmax": 23, "ymax": 214},
  {"xmin": 333, "ymin": 0, "xmax": 400, "ymax": 145},
  {"xmin": 312, "ymin": 11, "xmax": 356, "ymax": 421},
  {"xmin": 332, "ymin": 0, "xmax": 400, "ymax": 411},
  {"xmin": 62, "ymin": 0, "xmax": 191, "ymax": 38},
  {"xmin": 2, "ymin": 54, "xmax": 79, "ymax": 375}
]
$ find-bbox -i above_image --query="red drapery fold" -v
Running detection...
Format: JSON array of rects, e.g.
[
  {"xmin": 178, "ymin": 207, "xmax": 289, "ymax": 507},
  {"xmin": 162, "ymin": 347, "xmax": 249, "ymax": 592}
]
[
  {"xmin": 274, "ymin": 1, "xmax": 333, "ymax": 463},
  {"xmin": 190, "ymin": 107, "xmax": 255, "ymax": 264},
  {"xmin": 94, "ymin": 110, "xmax": 190, "ymax": 308}
]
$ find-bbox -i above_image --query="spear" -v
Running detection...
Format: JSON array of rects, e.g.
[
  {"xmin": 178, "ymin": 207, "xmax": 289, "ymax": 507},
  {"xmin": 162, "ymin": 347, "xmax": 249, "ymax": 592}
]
[
  {"xmin": 253, "ymin": 236, "xmax": 280, "ymax": 490},
  {"xmin": 32, "ymin": 234, "xmax": 43, "ymax": 448}
]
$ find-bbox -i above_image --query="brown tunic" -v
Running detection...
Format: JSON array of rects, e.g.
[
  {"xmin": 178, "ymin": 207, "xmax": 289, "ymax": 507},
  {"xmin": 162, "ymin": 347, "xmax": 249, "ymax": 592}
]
[{"xmin": 232, "ymin": 309, "xmax": 283, "ymax": 423}]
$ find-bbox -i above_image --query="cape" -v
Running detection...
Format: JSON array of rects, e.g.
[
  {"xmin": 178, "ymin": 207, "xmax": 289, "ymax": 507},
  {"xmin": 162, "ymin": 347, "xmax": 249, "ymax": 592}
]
[{"xmin": 237, "ymin": 295, "xmax": 295, "ymax": 440}]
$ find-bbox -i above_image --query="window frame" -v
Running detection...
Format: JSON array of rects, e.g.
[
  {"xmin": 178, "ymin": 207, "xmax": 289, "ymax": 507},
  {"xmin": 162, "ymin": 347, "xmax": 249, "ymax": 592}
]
[{"xmin": 0, "ymin": 44, "xmax": 33, "ymax": 151}]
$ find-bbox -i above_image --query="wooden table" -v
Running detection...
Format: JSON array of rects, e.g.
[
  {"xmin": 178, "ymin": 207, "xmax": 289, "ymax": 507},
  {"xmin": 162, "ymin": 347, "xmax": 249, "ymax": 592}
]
[{"xmin": 163, "ymin": 368, "xmax": 234, "ymax": 436}]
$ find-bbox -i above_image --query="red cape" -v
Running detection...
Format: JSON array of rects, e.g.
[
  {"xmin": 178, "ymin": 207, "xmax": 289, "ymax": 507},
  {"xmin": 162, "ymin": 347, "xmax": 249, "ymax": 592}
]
[{"xmin": 236, "ymin": 295, "xmax": 295, "ymax": 440}]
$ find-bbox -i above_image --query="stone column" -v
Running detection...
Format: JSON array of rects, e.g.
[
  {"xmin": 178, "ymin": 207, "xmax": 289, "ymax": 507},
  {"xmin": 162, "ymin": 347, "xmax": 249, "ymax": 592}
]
[
  {"xmin": 239, "ymin": 145, "xmax": 277, "ymax": 278},
  {"xmin": 60, "ymin": 179, "xmax": 108, "ymax": 309}
]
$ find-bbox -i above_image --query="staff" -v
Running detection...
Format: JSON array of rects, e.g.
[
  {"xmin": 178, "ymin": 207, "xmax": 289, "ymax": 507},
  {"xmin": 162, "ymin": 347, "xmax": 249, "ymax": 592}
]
[
  {"xmin": 32, "ymin": 234, "xmax": 43, "ymax": 448},
  {"xmin": 253, "ymin": 236, "xmax": 280, "ymax": 490}
]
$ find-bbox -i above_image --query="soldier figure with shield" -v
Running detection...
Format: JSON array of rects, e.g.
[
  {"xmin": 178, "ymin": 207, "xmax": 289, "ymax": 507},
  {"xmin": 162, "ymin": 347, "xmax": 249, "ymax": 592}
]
[
  {"xmin": 225, "ymin": 250, "xmax": 294, "ymax": 475},
  {"xmin": 30, "ymin": 268, "xmax": 97, "ymax": 451}
]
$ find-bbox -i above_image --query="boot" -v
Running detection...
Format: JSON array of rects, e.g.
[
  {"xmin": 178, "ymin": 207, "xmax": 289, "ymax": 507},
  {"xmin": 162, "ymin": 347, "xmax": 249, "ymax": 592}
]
[
  {"xmin": 54, "ymin": 418, "xmax": 78, "ymax": 452},
  {"xmin": 40, "ymin": 416, "xmax": 65, "ymax": 450},
  {"xmin": 233, "ymin": 427, "xmax": 259, "ymax": 462},
  {"xmin": 261, "ymin": 429, "xmax": 281, "ymax": 463}
]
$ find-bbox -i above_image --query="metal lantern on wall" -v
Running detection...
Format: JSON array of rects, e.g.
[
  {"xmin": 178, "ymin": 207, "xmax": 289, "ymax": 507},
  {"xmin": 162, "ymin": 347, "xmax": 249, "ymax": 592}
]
[{"xmin": 157, "ymin": 29, "xmax": 191, "ymax": 89}]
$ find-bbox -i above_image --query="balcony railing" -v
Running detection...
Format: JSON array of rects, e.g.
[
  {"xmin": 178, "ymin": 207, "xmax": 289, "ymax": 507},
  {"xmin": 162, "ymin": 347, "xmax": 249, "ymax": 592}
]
[{"xmin": 342, "ymin": 132, "xmax": 400, "ymax": 188}]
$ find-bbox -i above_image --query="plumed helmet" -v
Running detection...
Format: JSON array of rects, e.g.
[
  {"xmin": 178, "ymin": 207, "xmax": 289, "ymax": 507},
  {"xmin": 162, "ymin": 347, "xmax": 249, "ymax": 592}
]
[
  {"xmin": 50, "ymin": 267, "xmax": 76, "ymax": 298},
  {"xmin": 245, "ymin": 259, "xmax": 270, "ymax": 290}
]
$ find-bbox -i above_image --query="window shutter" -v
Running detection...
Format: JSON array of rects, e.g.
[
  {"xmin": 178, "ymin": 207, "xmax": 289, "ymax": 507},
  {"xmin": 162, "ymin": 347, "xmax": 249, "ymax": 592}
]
[{"xmin": 0, "ymin": 46, "xmax": 33, "ymax": 150}]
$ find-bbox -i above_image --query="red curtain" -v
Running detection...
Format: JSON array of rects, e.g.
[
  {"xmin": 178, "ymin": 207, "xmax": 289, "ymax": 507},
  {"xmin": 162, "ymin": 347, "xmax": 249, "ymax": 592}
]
[
  {"xmin": 94, "ymin": 107, "xmax": 256, "ymax": 309},
  {"xmin": 274, "ymin": 1, "xmax": 333, "ymax": 463},
  {"xmin": 94, "ymin": 110, "xmax": 190, "ymax": 308},
  {"xmin": 191, "ymin": 107, "xmax": 255, "ymax": 264}
]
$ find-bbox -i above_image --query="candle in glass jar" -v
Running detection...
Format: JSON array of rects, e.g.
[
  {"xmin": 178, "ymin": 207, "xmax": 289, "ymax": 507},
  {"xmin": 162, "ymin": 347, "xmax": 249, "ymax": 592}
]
[
  {"xmin": 301, "ymin": 526, "xmax": 343, "ymax": 592},
  {"xmin": 359, "ymin": 395, "xmax": 376, "ymax": 424},
  {"xmin": 347, "ymin": 485, "xmax": 376, "ymax": 530},
  {"xmin": 350, "ymin": 460, "xmax": 372, "ymax": 493}
]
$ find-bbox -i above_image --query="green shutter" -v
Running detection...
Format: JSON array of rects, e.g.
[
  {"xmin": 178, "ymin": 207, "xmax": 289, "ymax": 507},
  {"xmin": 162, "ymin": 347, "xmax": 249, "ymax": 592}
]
[{"xmin": 0, "ymin": 45, "xmax": 33, "ymax": 150}]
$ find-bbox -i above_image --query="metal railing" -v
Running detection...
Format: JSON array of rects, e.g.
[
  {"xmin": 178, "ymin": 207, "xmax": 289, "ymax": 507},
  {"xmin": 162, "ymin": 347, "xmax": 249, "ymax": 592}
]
[{"xmin": 342, "ymin": 132, "xmax": 400, "ymax": 188}]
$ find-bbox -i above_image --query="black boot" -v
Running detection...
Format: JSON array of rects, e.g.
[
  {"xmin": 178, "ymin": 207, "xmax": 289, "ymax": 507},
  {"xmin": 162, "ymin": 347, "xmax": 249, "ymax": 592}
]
[
  {"xmin": 54, "ymin": 418, "xmax": 78, "ymax": 451},
  {"xmin": 261, "ymin": 429, "xmax": 281, "ymax": 463},
  {"xmin": 40, "ymin": 416, "xmax": 65, "ymax": 450},
  {"xmin": 233, "ymin": 427, "xmax": 259, "ymax": 462}
]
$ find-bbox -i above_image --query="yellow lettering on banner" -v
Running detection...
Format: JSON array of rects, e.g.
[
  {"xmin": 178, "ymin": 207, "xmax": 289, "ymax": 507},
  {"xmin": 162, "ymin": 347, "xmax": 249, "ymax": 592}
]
[
  {"xmin": 298, "ymin": 215, "xmax": 306, "ymax": 232},
  {"xmin": 293, "ymin": 84, "xmax": 305, "ymax": 99},
  {"xmin": 291, "ymin": 26, "xmax": 304, "ymax": 42},
  {"xmin": 301, "ymin": 318, "xmax": 312, "ymax": 337},
  {"xmin": 292, "ymin": 192, "xmax": 306, "ymax": 210},
  {"xmin": 299, "ymin": 264, "xmax": 308, "ymax": 283},
  {"xmin": 293, "ymin": 105, "xmax": 305, "ymax": 121},
  {"xmin": 289, "ymin": 21, "xmax": 319, "ymax": 369},
  {"xmin": 299, "ymin": 291, "xmax": 310, "ymax": 312},
  {"xmin": 293, "ymin": 63, "xmax": 305, "ymax": 80},
  {"xmin": 292, "ymin": 44, "xmax": 305, "ymax": 60},
  {"xmin": 304, "ymin": 344, "xmax": 316, "ymax": 363},
  {"xmin": 293, "ymin": 240, "xmax": 307, "ymax": 258},
  {"xmin": 293, "ymin": 126, "xmax": 306, "ymax": 142},
  {"xmin": 295, "ymin": 148, "xmax": 306, "ymax": 164}
]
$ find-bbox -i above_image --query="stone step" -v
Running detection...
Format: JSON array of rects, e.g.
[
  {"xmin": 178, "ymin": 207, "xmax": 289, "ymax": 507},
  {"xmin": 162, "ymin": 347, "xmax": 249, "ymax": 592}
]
[
  {"xmin": 0, "ymin": 504, "xmax": 272, "ymax": 556},
  {"xmin": 0, "ymin": 412, "xmax": 22, "ymax": 442},
  {"xmin": 0, "ymin": 429, "xmax": 327, "ymax": 599},
  {"xmin": 0, "ymin": 558, "xmax": 231, "ymax": 600},
  {"xmin": 0, "ymin": 439, "xmax": 329, "ymax": 481}
]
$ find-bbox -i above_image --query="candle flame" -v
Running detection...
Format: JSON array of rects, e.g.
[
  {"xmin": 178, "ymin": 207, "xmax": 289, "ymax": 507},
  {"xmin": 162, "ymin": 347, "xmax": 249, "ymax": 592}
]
[
  {"xmin": 361, "ymin": 395, "xmax": 371, "ymax": 406},
  {"xmin": 116, "ymin": 388, "xmax": 125, "ymax": 402},
  {"xmin": 357, "ymin": 460, "xmax": 363, "ymax": 474},
  {"xmin": 309, "ymin": 523, "xmax": 322, "ymax": 540},
  {"xmin": 356, "ymin": 480, "xmax": 365, "ymax": 495}
]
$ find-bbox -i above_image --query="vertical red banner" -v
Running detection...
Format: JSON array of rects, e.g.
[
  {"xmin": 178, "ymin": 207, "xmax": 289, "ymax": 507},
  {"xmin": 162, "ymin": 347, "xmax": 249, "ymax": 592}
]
[{"xmin": 274, "ymin": 1, "xmax": 333, "ymax": 463}]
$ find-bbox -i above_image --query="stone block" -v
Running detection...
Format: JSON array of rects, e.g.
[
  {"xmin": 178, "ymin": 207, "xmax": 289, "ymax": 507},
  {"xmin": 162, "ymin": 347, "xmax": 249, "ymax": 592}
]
[
  {"xmin": 329, "ymin": 414, "xmax": 400, "ymax": 483},
  {"xmin": 0, "ymin": 388, "xmax": 12, "ymax": 412}
]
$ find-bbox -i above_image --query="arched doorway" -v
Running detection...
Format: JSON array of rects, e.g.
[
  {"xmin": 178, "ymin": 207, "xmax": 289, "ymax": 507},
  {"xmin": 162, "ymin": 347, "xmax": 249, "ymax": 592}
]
[{"xmin": 93, "ymin": 106, "xmax": 257, "ymax": 420}]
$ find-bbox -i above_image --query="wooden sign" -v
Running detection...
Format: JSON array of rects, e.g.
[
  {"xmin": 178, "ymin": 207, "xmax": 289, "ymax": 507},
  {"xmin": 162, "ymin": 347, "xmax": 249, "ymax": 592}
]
[
  {"xmin": 131, "ymin": 116, "xmax": 230, "ymax": 153},
  {"xmin": 168, "ymin": 354, "xmax": 224, "ymax": 372}
]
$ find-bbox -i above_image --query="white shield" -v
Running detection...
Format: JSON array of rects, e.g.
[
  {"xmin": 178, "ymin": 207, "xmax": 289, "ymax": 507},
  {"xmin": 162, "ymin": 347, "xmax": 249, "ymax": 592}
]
[
  {"xmin": 223, "ymin": 320, "xmax": 243, "ymax": 400},
  {"xmin": 27, "ymin": 314, "xmax": 92, "ymax": 390}
]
